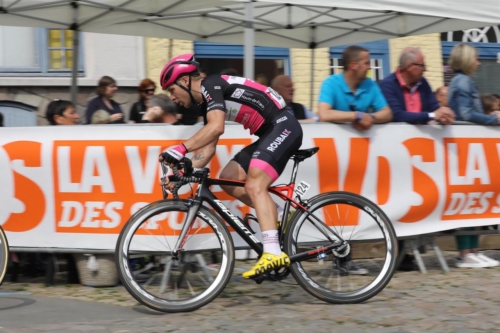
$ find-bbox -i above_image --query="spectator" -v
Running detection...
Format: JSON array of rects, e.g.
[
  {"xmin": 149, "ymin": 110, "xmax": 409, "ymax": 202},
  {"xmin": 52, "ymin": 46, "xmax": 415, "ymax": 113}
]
[
  {"xmin": 481, "ymin": 94, "xmax": 500, "ymax": 114},
  {"xmin": 379, "ymin": 47, "xmax": 454, "ymax": 125},
  {"xmin": 46, "ymin": 99, "xmax": 79, "ymax": 125},
  {"xmin": 446, "ymin": 43, "xmax": 500, "ymax": 268},
  {"xmin": 318, "ymin": 45, "xmax": 392, "ymax": 131},
  {"xmin": 271, "ymin": 75, "xmax": 318, "ymax": 122},
  {"xmin": 0, "ymin": 112, "xmax": 3, "ymax": 127},
  {"xmin": 141, "ymin": 94, "xmax": 180, "ymax": 124},
  {"xmin": 129, "ymin": 78, "xmax": 156, "ymax": 123},
  {"xmin": 85, "ymin": 76, "xmax": 124, "ymax": 124},
  {"xmin": 448, "ymin": 43, "xmax": 500, "ymax": 125},
  {"xmin": 435, "ymin": 86, "xmax": 448, "ymax": 107}
]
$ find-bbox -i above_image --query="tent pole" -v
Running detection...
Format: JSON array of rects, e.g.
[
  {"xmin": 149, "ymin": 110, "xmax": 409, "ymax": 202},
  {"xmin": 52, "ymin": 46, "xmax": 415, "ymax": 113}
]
[
  {"xmin": 70, "ymin": 1, "xmax": 79, "ymax": 105},
  {"xmin": 244, "ymin": 0, "xmax": 254, "ymax": 79},
  {"xmin": 309, "ymin": 25, "xmax": 317, "ymax": 111}
]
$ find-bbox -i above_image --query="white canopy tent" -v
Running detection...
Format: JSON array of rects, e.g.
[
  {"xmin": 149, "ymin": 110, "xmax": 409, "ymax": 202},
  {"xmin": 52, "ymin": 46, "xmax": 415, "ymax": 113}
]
[
  {"xmin": 1, "ymin": 0, "xmax": 500, "ymax": 103},
  {"xmin": 0, "ymin": 0, "xmax": 238, "ymax": 101},
  {"xmin": 81, "ymin": 0, "xmax": 500, "ymax": 106}
]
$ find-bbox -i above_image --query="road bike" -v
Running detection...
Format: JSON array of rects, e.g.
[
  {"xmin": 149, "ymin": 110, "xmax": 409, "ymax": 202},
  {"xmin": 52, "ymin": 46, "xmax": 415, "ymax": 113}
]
[
  {"xmin": 0, "ymin": 225, "xmax": 9, "ymax": 286},
  {"xmin": 115, "ymin": 147, "xmax": 397, "ymax": 312}
]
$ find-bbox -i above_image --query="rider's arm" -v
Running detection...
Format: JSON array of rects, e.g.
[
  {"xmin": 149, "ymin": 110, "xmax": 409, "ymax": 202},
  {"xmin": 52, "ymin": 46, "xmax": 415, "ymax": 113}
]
[
  {"xmin": 182, "ymin": 109, "xmax": 226, "ymax": 152},
  {"xmin": 191, "ymin": 138, "xmax": 218, "ymax": 168}
]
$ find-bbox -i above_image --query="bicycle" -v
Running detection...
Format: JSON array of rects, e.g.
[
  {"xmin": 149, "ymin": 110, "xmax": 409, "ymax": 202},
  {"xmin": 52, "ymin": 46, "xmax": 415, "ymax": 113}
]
[
  {"xmin": 116, "ymin": 147, "xmax": 397, "ymax": 312},
  {"xmin": 0, "ymin": 225, "xmax": 9, "ymax": 286}
]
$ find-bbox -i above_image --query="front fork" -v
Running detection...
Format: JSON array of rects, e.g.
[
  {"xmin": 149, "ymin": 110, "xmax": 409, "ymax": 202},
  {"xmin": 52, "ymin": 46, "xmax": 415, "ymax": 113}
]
[{"xmin": 172, "ymin": 198, "xmax": 201, "ymax": 258}]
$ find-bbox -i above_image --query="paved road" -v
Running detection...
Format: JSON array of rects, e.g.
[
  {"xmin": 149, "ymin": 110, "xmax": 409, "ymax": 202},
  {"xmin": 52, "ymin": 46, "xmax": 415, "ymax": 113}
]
[{"xmin": 1, "ymin": 251, "xmax": 500, "ymax": 333}]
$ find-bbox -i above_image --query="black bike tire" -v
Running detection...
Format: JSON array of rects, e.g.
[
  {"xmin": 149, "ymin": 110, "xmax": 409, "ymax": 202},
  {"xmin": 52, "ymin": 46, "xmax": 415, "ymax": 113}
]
[
  {"xmin": 284, "ymin": 191, "xmax": 397, "ymax": 304},
  {"xmin": 115, "ymin": 200, "xmax": 235, "ymax": 313},
  {"xmin": 0, "ymin": 226, "xmax": 9, "ymax": 286}
]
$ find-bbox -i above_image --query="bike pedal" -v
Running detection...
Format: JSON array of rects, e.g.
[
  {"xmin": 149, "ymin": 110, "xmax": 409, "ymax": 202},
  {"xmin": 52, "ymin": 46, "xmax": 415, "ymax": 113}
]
[{"xmin": 252, "ymin": 275, "xmax": 266, "ymax": 284}]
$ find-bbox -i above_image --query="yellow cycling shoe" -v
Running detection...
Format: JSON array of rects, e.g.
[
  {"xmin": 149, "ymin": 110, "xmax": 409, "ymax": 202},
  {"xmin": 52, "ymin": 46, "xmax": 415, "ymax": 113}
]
[{"xmin": 242, "ymin": 252, "xmax": 291, "ymax": 279}]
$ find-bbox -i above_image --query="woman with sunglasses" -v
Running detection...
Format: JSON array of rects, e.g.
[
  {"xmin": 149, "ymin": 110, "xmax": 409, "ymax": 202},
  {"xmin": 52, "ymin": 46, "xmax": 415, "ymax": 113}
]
[{"xmin": 129, "ymin": 78, "xmax": 157, "ymax": 123}]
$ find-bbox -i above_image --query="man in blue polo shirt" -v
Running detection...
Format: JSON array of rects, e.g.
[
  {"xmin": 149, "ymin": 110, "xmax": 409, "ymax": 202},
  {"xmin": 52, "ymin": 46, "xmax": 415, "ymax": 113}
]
[{"xmin": 318, "ymin": 45, "xmax": 392, "ymax": 130}]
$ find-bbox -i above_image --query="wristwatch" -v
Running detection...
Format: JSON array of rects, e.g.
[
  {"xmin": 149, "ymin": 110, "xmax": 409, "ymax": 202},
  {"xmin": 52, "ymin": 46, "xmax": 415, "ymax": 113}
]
[{"xmin": 355, "ymin": 111, "xmax": 363, "ymax": 122}]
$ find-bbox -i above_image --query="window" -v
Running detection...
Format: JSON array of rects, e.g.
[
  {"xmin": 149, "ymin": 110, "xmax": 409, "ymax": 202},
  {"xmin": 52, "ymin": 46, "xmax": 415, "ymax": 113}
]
[
  {"xmin": 0, "ymin": 27, "xmax": 83, "ymax": 76},
  {"xmin": 329, "ymin": 58, "xmax": 384, "ymax": 81},
  {"xmin": 194, "ymin": 42, "xmax": 290, "ymax": 84},
  {"xmin": 442, "ymin": 41, "xmax": 500, "ymax": 93},
  {"xmin": 329, "ymin": 40, "xmax": 390, "ymax": 82},
  {"xmin": 48, "ymin": 29, "xmax": 75, "ymax": 70},
  {"xmin": 0, "ymin": 26, "xmax": 38, "ymax": 70}
]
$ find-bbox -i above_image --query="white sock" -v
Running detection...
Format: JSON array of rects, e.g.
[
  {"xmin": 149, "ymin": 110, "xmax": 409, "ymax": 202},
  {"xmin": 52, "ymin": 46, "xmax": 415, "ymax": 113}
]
[{"xmin": 262, "ymin": 230, "xmax": 281, "ymax": 256}]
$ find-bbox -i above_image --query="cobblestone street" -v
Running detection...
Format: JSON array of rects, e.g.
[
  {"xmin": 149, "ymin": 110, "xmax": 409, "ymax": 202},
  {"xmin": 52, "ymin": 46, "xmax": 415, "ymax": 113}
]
[{"xmin": 1, "ymin": 251, "xmax": 500, "ymax": 333}]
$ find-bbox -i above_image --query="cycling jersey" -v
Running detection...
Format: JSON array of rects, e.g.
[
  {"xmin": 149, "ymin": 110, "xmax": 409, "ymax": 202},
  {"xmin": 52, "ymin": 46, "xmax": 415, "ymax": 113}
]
[
  {"xmin": 200, "ymin": 75, "xmax": 287, "ymax": 135},
  {"xmin": 199, "ymin": 75, "xmax": 303, "ymax": 181}
]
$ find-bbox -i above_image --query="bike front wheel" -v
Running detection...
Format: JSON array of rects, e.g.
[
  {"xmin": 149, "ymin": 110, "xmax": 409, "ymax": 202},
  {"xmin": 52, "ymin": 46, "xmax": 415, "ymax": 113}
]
[
  {"xmin": 116, "ymin": 200, "xmax": 235, "ymax": 313},
  {"xmin": 285, "ymin": 191, "xmax": 397, "ymax": 304},
  {"xmin": 0, "ymin": 226, "xmax": 9, "ymax": 286}
]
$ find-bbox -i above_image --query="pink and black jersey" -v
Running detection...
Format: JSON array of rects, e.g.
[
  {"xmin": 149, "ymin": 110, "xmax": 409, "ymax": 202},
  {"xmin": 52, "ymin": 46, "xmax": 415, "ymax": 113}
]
[{"xmin": 200, "ymin": 75, "xmax": 287, "ymax": 135}]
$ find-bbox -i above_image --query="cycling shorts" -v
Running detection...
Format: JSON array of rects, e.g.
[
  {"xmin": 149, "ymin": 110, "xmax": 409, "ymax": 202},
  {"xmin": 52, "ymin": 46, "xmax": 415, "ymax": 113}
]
[{"xmin": 231, "ymin": 109, "xmax": 303, "ymax": 181}]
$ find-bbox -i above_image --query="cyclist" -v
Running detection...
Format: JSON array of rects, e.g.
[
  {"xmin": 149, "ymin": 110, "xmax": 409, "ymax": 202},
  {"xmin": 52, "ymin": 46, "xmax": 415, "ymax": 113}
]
[{"xmin": 159, "ymin": 54, "xmax": 303, "ymax": 279}]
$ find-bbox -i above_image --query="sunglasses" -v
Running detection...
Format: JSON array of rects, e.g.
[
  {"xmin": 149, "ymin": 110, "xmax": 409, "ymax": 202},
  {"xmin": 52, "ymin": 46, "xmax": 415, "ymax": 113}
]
[
  {"xmin": 412, "ymin": 63, "xmax": 426, "ymax": 68},
  {"xmin": 142, "ymin": 88, "xmax": 155, "ymax": 94}
]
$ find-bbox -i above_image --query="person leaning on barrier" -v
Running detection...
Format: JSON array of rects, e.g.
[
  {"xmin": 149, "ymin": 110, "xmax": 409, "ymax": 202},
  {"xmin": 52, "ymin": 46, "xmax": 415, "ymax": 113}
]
[
  {"xmin": 271, "ymin": 75, "xmax": 318, "ymax": 123},
  {"xmin": 318, "ymin": 45, "xmax": 392, "ymax": 131},
  {"xmin": 448, "ymin": 43, "xmax": 500, "ymax": 125},
  {"xmin": 141, "ymin": 94, "xmax": 180, "ymax": 125},
  {"xmin": 379, "ymin": 47, "xmax": 455, "ymax": 125}
]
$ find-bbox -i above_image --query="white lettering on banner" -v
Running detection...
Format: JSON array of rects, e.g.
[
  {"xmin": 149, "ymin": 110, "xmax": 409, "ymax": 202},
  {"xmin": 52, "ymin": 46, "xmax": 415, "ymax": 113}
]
[
  {"xmin": 102, "ymin": 201, "xmax": 123, "ymax": 228},
  {"xmin": 58, "ymin": 201, "xmax": 123, "ymax": 228},
  {"xmin": 447, "ymin": 143, "xmax": 490, "ymax": 185},
  {"xmin": 81, "ymin": 201, "xmax": 105, "ymax": 228},
  {"xmin": 443, "ymin": 192, "xmax": 493, "ymax": 215},
  {"xmin": 58, "ymin": 147, "xmax": 79, "ymax": 192},
  {"xmin": 81, "ymin": 147, "xmax": 115, "ymax": 193},
  {"xmin": 58, "ymin": 146, "xmax": 115, "ymax": 193},
  {"xmin": 58, "ymin": 201, "xmax": 83, "ymax": 227},
  {"xmin": 125, "ymin": 146, "xmax": 161, "ymax": 194}
]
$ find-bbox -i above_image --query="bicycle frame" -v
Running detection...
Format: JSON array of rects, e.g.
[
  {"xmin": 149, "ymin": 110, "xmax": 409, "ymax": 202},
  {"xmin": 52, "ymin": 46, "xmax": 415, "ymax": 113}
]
[{"xmin": 172, "ymin": 158, "xmax": 344, "ymax": 263}]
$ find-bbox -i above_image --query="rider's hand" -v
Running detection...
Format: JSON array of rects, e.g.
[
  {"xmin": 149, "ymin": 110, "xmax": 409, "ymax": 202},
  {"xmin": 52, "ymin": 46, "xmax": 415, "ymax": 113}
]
[{"xmin": 160, "ymin": 144, "xmax": 188, "ymax": 165}]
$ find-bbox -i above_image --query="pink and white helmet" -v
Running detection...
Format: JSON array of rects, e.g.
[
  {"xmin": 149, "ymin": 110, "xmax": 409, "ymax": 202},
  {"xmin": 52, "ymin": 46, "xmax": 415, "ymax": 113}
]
[{"xmin": 160, "ymin": 53, "xmax": 199, "ymax": 90}]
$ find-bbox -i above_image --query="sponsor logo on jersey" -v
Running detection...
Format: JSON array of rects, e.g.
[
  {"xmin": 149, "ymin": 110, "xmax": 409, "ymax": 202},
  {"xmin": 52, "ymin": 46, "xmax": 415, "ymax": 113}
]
[
  {"xmin": 252, "ymin": 151, "xmax": 261, "ymax": 158},
  {"xmin": 201, "ymin": 86, "xmax": 212, "ymax": 102},
  {"xmin": 231, "ymin": 88, "xmax": 245, "ymax": 99},
  {"xmin": 276, "ymin": 116, "xmax": 287, "ymax": 123},
  {"xmin": 214, "ymin": 86, "xmax": 221, "ymax": 90},
  {"xmin": 267, "ymin": 129, "xmax": 291, "ymax": 152}
]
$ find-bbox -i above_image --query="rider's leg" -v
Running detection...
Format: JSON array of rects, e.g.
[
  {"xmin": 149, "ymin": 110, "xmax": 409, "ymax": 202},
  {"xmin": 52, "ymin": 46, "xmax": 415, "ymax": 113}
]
[
  {"xmin": 244, "ymin": 167, "xmax": 276, "ymax": 232},
  {"xmin": 242, "ymin": 165, "xmax": 290, "ymax": 279},
  {"xmin": 219, "ymin": 161, "xmax": 253, "ymax": 207}
]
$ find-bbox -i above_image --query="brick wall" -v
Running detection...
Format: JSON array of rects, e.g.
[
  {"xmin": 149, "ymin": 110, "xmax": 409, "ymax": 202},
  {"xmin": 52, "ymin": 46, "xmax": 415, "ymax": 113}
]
[
  {"xmin": 389, "ymin": 33, "xmax": 444, "ymax": 90},
  {"xmin": 145, "ymin": 38, "xmax": 194, "ymax": 92},
  {"xmin": 290, "ymin": 47, "xmax": 330, "ymax": 113}
]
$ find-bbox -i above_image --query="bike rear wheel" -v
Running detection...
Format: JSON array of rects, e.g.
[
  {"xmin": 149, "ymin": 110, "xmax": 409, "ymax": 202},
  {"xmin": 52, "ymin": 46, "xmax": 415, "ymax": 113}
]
[
  {"xmin": 116, "ymin": 200, "xmax": 235, "ymax": 312},
  {"xmin": 285, "ymin": 191, "xmax": 397, "ymax": 304},
  {"xmin": 0, "ymin": 226, "xmax": 9, "ymax": 286}
]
